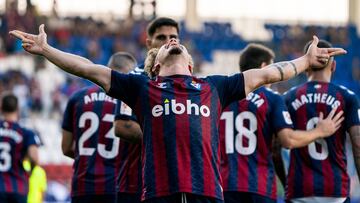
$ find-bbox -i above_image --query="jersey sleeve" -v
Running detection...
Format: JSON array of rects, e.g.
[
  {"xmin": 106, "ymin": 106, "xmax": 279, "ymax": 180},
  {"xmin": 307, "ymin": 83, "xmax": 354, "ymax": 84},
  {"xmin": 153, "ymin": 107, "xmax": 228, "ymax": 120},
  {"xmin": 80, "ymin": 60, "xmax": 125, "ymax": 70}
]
[
  {"xmin": 270, "ymin": 93, "xmax": 294, "ymax": 132},
  {"xmin": 107, "ymin": 70, "xmax": 147, "ymax": 109},
  {"xmin": 345, "ymin": 93, "xmax": 360, "ymax": 129},
  {"xmin": 115, "ymin": 99, "xmax": 138, "ymax": 122},
  {"xmin": 24, "ymin": 129, "xmax": 40, "ymax": 149},
  {"xmin": 61, "ymin": 94, "xmax": 77, "ymax": 132},
  {"xmin": 206, "ymin": 73, "xmax": 246, "ymax": 108}
]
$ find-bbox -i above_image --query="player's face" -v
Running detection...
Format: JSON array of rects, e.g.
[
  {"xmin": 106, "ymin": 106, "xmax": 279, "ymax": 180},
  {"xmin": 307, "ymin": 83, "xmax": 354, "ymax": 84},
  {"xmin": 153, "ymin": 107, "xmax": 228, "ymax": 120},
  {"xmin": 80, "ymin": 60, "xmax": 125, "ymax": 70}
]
[
  {"xmin": 156, "ymin": 38, "xmax": 189, "ymax": 64},
  {"xmin": 147, "ymin": 26, "xmax": 179, "ymax": 49}
]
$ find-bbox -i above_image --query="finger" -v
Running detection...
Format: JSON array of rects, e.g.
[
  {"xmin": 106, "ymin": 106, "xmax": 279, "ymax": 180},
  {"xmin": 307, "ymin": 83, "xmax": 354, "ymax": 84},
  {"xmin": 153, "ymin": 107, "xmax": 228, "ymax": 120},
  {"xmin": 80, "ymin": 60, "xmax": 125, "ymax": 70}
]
[
  {"xmin": 334, "ymin": 117, "xmax": 345, "ymax": 127},
  {"xmin": 22, "ymin": 43, "xmax": 32, "ymax": 48},
  {"xmin": 22, "ymin": 38, "xmax": 35, "ymax": 44},
  {"xmin": 312, "ymin": 35, "xmax": 319, "ymax": 46},
  {"xmin": 316, "ymin": 54, "xmax": 330, "ymax": 59},
  {"xmin": 319, "ymin": 112, "xmax": 324, "ymax": 120},
  {"xmin": 327, "ymin": 108, "xmax": 337, "ymax": 119},
  {"xmin": 39, "ymin": 24, "xmax": 45, "ymax": 34},
  {"xmin": 9, "ymin": 31, "xmax": 26, "ymax": 40},
  {"xmin": 328, "ymin": 49, "xmax": 347, "ymax": 56},
  {"xmin": 333, "ymin": 110, "xmax": 344, "ymax": 121}
]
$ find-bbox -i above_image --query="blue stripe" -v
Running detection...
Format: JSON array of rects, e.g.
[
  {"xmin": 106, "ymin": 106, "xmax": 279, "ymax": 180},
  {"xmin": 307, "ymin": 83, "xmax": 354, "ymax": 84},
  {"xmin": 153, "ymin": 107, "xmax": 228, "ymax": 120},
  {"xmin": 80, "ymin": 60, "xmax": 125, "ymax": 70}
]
[
  {"xmin": 143, "ymin": 83, "xmax": 156, "ymax": 198},
  {"xmin": 210, "ymin": 84, "xmax": 222, "ymax": 198},
  {"xmin": 307, "ymin": 83, "xmax": 324, "ymax": 195},
  {"xmin": 247, "ymin": 99, "xmax": 258, "ymax": 192},
  {"xmin": 162, "ymin": 85, "xmax": 179, "ymax": 192},
  {"xmin": 189, "ymin": 84, "xmax": 204, "ymax": 193},
  {"xmin": 227, "ymin": 102, "xmax": 239, "ymax": 189}
]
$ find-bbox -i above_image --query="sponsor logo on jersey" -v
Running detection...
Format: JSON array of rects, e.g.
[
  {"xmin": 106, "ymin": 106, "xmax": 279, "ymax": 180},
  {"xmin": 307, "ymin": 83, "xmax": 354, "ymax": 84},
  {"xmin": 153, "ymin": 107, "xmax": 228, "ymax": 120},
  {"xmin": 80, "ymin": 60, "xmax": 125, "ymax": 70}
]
[
  {"xmin": 152, "ymin": 99, "xmax": 210, "ymax": 117},
  {"xmin": 190, "ymin": 81, "xmax": 201, "ymax": 90}
]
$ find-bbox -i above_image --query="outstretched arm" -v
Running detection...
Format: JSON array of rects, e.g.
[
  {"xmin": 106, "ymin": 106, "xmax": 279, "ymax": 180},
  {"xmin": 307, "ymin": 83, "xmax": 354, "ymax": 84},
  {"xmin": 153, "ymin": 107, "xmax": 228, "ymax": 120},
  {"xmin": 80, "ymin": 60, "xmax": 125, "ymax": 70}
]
[
  {"xmin": 9, "ymin": 25, "xmax": 112, "ymax": 92},
  {"xmin": 114, "ymin": 120, "xmax": 143, "ymax": 143},
  {"xmin": 278, "ymin": 108, "xmax": 344, "ymax": 149},
  {"xmin": 272, "ymin": 136, "xmax": 286, "ymax": 189},
  {"xmin": 243, "ymin": 36, "xmax": 347, "ymax": 95},
  {"xmin": 349, "ymin": 125, "xmax": 360, "ymax": 182}
]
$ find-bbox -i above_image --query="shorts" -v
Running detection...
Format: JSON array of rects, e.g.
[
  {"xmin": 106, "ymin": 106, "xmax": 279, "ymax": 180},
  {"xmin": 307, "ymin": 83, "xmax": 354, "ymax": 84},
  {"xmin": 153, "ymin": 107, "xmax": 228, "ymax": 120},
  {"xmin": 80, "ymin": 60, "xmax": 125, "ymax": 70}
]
[
  {"xmin": 0, "ymin": 193, "xmax": 27, "ymax": 203},
  {"xmin": 72, "ymin": 194, "xmax": 117, "ymax": 203},
  {"xmin": 143, "ymin": 193, "xmax": 224, "ymax": 203},
  {"xmin": 223, "ymin": 191, "xmax": 276, "ymax": 203},
  {"xmin": 117, "ymin": 192, "xmax": 141, "ymax": 203}
]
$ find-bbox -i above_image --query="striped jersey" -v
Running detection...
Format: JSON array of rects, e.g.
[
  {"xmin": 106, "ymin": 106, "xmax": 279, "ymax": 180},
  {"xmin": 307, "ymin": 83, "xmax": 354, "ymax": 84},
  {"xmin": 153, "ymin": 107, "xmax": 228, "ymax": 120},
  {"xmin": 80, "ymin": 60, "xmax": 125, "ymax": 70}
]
[
  {"xmin": 108, "ymin": 70, "xmax": 246, "ymax": 201},
  {"xmin": 0, "ymin": 120, "xmax": 38, "ymax": 195},
  {"xmin": 62, "ymin": 85, "xmax": 120, "ymax": 197},
  {"xmin": 283, "ymin": 81, "xmax": 360, "ymax": 199},
  {"xmin": 219, "ymin": 87, "xmax": 293, "ymax": 199},
  {"xmin": 115, "ymin": 100, "xmax": 142, "ymax": 194}
]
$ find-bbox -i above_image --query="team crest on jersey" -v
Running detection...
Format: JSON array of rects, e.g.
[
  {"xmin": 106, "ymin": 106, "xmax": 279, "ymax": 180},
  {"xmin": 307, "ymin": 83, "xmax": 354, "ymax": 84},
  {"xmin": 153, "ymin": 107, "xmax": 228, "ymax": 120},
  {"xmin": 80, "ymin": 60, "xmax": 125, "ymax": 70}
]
[
  {"xmin": 190, "ymin": 81, "xmax": 201, "ymax": 90},
  {"xmin": 156, "ymin": 82, "xmax": 168, "ymax": 89}
]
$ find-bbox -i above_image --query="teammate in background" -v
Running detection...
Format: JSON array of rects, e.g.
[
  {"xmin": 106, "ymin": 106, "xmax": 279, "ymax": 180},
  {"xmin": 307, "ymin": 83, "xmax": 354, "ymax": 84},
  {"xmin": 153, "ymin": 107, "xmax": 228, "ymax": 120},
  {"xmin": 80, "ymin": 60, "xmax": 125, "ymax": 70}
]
[
  {"xmin": 0, "ymin": 93, "xmax": 39, "ymax": 203},
  {"xmin": 23, "ymin": 159, "xmax": 47, "ymax": 203},
  {"xmin": 11, "ymin": 25, "xmax": 346, "ymax": 203},
  {"xmin": 219, "ymin": 44, "xmax": 344, "ymax": 203},
  {"xmin": 131, "ymin": 17, "xmax": 179, "ymax": 74},
  {"xmin": 60, "ymin": 52, "xmax": 136, "ymax": 203},
  {"xmin": 283, "ymin": 40, "xmax": 360, "ymax": 203}
]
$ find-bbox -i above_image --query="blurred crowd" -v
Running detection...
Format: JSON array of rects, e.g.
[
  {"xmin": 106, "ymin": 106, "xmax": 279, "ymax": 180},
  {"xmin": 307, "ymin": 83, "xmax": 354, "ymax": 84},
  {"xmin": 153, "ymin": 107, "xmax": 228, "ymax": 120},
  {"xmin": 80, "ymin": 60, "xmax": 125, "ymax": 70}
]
[{"xmin": 1, "ymin": 2, "xmax": 360, "ymax": 119}]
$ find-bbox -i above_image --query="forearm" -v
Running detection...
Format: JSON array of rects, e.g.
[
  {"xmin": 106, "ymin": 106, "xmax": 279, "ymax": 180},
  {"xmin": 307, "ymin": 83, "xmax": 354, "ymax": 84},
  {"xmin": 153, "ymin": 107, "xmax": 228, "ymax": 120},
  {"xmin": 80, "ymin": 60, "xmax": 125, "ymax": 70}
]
[
  {"xmin": 114, "ymin": 120, "xmax": 143, "ymax": 143},
  {"xmin": 272, "ymin": 137, "xmax": 286, "ymax": 188},
  {"xmin": 349, "ymin": 126, "xmax": 360, "ymax": 181},
  {"xmin": 279, "ymin": 128, "xmax": 321, "ymax": 149},
  {"xmin": 264, "ymin": 56, "xmax": 309, "ymax": 84},
  {"xmin": 42, "ymin": 45, "xmax": 111, "ymax": 90}
]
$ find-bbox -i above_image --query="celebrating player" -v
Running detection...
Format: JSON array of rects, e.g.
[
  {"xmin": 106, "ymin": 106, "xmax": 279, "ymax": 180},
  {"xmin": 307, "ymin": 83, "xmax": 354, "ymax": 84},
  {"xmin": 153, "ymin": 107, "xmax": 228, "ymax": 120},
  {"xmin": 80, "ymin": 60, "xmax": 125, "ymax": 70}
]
[
  {"xmin": 10, "ymin": 25, "xmax": 346, "ymax": 203},
  {"xmin": 219, "ymin": 43, "xmax": 343, "ymax": 203},
  {"xmin": 61, "ymin": 52, "xmax": 137, "ymax": 203},
  {"xmin": 0, "ymin": 93, "xmax": 39, "ymax": 203},
  {"xmin": 283, "ymin": 39, "xmax": 360, "ymax": 203}
]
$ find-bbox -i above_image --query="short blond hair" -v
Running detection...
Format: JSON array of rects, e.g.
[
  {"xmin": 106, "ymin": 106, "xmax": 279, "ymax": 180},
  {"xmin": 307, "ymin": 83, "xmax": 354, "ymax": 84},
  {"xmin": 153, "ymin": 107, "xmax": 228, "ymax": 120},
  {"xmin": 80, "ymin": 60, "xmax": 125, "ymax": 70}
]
[{"xmin": 144, "ymin": 48, "xmax": 194, "ymax": 78}]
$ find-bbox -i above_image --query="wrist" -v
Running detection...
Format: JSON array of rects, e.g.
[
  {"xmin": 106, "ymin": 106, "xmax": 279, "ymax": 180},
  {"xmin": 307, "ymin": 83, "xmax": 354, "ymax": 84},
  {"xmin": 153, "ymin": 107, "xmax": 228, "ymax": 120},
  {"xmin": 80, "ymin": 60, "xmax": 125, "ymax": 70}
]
[{"xmin": 41, "ymin": 43, "xmax": 51, "ymax": 56}]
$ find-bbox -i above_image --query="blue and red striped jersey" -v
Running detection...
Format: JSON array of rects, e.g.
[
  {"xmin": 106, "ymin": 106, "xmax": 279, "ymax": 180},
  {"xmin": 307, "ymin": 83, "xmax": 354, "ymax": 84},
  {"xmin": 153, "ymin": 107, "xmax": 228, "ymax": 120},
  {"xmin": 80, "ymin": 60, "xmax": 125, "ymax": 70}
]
[
  {"xmin": 108, "ymin": 70, "xmax": 246, "ymax": 201},
  {"xmin": 0, "ymin": 120, "xmax": 38, "ymax": 195},
  {"xmin": 62, "ymin": 85, "xmax": 121, "ymax": 197},
  {"xmin": 283, "ymin": 81, "xmax": 360, "ymax": 199},
  {"xmin": 114, "ymin": 101, "xmax": 142, "ymax": 194},
  {"xmin": 219, "ymin": 87, "xmax": 293, "ymax": 199}
]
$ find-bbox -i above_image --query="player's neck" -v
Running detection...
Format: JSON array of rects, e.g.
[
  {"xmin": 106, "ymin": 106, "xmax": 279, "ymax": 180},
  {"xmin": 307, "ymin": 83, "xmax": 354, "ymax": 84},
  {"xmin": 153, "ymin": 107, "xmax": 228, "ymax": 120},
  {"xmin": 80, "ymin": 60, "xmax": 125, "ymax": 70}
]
[
  {"xmin": 307, "ymin": 72, "xmax": 331, "ymax": 83},
  {"xmin": 2, "ymin": 113, "xmax": 18, "ymax": 122},
  {"xmin": 159, "ymin": 63, "xmax": 191, "ymax": 77}
]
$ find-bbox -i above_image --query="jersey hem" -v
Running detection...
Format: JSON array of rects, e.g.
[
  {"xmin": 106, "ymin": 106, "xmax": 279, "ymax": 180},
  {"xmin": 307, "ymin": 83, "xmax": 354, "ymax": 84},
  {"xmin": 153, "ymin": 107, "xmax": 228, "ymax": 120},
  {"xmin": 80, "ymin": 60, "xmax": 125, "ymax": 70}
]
[
  {"xmin": 142, "ymin": 188, "xmax": 223, "ymax": 201},
  {"xmin": 223, "ymin": 188, "xmax": 276, "ymax": 200}
]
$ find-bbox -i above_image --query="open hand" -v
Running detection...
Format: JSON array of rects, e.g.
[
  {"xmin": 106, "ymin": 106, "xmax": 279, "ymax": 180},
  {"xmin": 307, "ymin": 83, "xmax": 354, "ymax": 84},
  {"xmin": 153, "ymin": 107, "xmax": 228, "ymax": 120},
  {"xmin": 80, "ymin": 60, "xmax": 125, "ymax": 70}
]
[
  {"xmin": 9, "ymin": 24, "xmax": 48, "ymax": 55},
  {"xmin": 306, "ymin": 35, "xmax": 347, "ymax": 68},
  {"xmin": 316, "ymin": 107, "xmax": 344, "ymax": 138}
]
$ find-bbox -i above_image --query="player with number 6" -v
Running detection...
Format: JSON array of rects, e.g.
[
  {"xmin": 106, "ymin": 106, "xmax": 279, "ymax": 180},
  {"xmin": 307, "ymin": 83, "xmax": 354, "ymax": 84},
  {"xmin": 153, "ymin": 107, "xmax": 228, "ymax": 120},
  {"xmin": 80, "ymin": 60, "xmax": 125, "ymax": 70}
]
[{"xmin": 219, "ymin": 43, "xmax": 344, "ymax": 203}]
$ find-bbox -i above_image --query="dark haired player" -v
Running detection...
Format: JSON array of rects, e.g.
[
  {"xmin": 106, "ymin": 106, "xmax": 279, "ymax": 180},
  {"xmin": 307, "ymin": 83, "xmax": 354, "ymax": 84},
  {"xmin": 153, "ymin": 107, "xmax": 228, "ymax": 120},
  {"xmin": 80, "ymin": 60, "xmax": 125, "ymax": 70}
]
[
  {"xmin": 61, "ymin": 52, "xmax": 137, "ymax": 203},
  {"xmin": 219, "ymin": 43, "xmax": 343, "ymax": 203},
  {"xmin": 11, "ymin": 24, "xmax": 346, "ymax": 203},
  {"xmin": 0, "ymin": 93, "xmax": 39, "ymax": 203},
  {"xmin": 284, "ymin": 40, "xmax": 360, "ymax": 203}
]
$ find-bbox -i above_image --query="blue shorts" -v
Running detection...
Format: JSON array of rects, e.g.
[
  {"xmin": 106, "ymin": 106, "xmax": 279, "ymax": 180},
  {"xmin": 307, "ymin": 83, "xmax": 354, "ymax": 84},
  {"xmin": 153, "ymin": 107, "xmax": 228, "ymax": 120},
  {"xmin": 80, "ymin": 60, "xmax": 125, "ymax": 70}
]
[
  {"xmin": 143, "ymin": 193, "xmax": 224, "ymax": 203},
  {"xmin": 224, "ymin": 191, "xmax": 276, "ymax": 203},
  {"xmin": 72, "ymin": 194, "xmax": 117, "ymax": 203},
  {"xmin": 117, "ymin": 192, "xmax": 141, "ymax": 203},
  {"xmin": 0, "ymin": 193, "xmax": 27, "ymax": 203}
]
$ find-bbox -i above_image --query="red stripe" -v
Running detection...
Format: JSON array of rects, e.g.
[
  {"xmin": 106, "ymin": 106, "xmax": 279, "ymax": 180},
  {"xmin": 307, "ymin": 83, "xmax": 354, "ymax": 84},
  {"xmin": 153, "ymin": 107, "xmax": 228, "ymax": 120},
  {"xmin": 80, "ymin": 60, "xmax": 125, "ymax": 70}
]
[
  {"xmin": 335, "ymin": 92, "xmax": 349, "ymax": 196},
  {"xmin": 256, "ymin": 92, "xmax": 272, "ymax": 198},
  {"xmin": 317, "ymin": 84, "xmax": 335, "ymax": 195},
  {"xmin": 237, "ymin": 100, "xmax": 249, "ymax": 191},
  {"xmin": 200, "ymin": 83, "xmax": 216, "ymax": 196},
  {"xmin": 174, "ymin": 81, "xmax": 192, "ymax": 191},
  {"xmin": 149, "ymin": 82, "xmax": 169, "ymax": 196},
  {"xmin": 219, "ymin": 107, "xmax": 229, "ymax": 189}
]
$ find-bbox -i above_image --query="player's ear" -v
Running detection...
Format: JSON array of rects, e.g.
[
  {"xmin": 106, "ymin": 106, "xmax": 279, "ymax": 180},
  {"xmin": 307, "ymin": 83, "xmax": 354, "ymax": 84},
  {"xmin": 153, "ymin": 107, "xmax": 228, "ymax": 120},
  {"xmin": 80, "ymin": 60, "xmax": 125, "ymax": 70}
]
[
  {"xmin": 146, "ymin": 38, "xmax": 152, "ymax": 50},
  {"xmin": 331, "ymin": 60, "xmax": 336, "ymax": 72},
  {"xmin": 188, "ymin": 65, "xmax": 193, "ymax": 73},
  {"xmin": 152, "ymin": 63, "xmax": 160, "ymax": 76}
]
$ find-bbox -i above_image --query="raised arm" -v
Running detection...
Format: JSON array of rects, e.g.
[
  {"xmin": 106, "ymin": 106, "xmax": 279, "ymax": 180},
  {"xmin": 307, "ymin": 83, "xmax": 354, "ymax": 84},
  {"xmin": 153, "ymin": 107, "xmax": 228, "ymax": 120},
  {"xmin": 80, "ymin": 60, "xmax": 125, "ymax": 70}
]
[
  {"xmin": 277, "ymin": 108, "xmax": 344, "ymax": 149},
  {"xmin": 9, "ymin": 25, "xmax": 112, "ymax": 92},
  {"xmin": 349, "ymin": 125, "xmax": 360, "ymax": 182},
  {"xmin": 243, "ymin": 36, "xmax": 347, "ymax": 95}
]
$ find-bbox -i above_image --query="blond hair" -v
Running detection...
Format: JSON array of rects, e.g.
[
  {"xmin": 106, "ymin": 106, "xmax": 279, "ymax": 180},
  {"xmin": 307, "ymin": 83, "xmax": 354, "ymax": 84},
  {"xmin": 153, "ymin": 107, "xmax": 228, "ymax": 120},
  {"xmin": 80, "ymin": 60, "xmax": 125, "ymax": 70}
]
[{"xmin": 144, "ymin": 48, "xmax": 194, "ymax": 78}]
